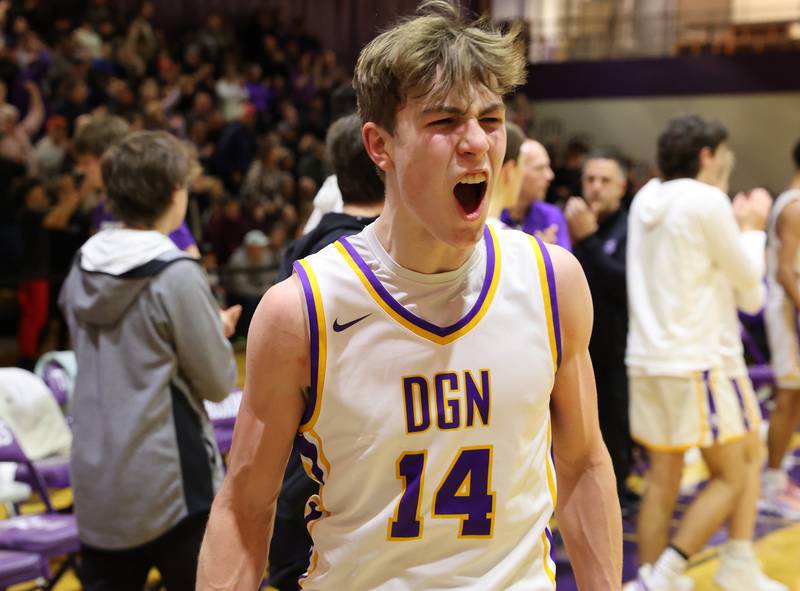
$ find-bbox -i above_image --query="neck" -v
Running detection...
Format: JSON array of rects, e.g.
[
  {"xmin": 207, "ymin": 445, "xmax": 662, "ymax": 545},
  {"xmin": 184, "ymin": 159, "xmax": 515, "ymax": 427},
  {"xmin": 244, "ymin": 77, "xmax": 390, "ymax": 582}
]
[
  {"xmin": 597, "ymin": 204, "xmax": 621, "ymax": 224},
  {"xmin": 373, "ymin": 209, "xmax": 475, "ymax": 275},
  {"xmin": 507, "ymin": 200, "xmax": 531, "ymax": 223},
  {"xmin": 342, "ymin": 202, "xmax": 383, "ymax": 218},
  {"xmin": 152, "ymin": 213, "xmax": 176, "ymax": 236},
  {"xmin": 695, "ymin": 169, "xmax": 728, "ymax": 193}
]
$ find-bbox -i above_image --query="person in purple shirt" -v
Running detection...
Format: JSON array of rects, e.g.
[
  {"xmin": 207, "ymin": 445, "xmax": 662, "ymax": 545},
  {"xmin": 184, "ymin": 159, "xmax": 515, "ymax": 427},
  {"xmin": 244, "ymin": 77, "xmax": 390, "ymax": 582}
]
[
  {"xmin": 501, "ymin": 139, "xmax": 572, "ymax": 251},
  {"xmin": 75, "ymin": 114, "xmax": 201, "ymax": 258},
  {"xmin": 92, "ymin": 197, "xmax": 200, "ymax": 256}
]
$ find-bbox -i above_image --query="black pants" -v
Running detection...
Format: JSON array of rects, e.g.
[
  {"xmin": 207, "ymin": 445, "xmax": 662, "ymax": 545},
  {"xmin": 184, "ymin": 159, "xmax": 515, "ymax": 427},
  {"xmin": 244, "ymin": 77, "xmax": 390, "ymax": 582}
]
[
  {"xmin": 594, "ymin": 363, "xmax": 632, "ymax": 496},
  {"xmin": 79, "ymin": 511, "xmax": 209, "ymax": 591},
  {"xmin": 268, "ymin": 444, "xmax": 318, "ymax": 591}
]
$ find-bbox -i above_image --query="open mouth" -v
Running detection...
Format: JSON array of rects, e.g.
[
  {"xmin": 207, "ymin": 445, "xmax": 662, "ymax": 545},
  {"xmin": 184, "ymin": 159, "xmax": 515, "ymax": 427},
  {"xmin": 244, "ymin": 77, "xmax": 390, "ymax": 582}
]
[{"xmin": 453, "ymin": 174, "xmax": 487, "ymax": 216}]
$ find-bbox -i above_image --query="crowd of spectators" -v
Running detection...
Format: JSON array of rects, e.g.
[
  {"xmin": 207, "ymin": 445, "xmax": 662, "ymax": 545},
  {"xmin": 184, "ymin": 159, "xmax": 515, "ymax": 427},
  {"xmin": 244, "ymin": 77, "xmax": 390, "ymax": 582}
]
[
  {"xmin": 0, "ymin": 0, "xmax": 667, "ymax": 369},
  {"xmin": 0, "ymin": 0, "xmax": 352, "ymax": 363}
]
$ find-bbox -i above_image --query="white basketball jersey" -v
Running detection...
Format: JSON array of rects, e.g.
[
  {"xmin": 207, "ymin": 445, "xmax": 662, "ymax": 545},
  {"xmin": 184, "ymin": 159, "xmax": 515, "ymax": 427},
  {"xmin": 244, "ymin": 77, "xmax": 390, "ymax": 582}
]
[{"xmin": 292, "ymin": 224, "xmax": 560, "ymax": 590}]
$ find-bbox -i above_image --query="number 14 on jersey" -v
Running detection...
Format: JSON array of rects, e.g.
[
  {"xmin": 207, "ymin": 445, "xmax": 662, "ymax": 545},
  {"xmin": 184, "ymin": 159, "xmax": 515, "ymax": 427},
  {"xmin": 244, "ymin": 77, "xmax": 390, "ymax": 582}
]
[{"xmin": 387, "ymin": 446, "xmax": 495, "ymax": 540}]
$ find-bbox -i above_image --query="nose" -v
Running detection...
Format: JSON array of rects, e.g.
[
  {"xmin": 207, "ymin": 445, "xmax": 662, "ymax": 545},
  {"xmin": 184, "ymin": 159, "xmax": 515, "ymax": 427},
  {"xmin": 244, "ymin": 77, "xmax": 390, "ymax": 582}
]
[{"xmin": 458, "ymin": 118, "xmax": 490, "ymax": 158}]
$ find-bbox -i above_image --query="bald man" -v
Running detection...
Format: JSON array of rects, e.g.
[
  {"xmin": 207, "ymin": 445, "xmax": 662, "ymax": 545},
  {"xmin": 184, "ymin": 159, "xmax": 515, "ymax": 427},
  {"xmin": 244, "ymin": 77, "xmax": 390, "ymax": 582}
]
[{"xmin": 501, "ymin": 139, "xmax": 572, "ymax": 251}]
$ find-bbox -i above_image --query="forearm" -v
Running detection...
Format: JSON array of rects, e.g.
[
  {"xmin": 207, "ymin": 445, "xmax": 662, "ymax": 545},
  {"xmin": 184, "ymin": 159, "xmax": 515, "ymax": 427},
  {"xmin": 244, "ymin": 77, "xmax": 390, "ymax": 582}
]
[
  {"xmin": 21, "ymin": 92, "xmax": 44, "ymax": 137},
  {"xmin": 555, "ymin": 447, "xmax": 622, "ymax": 591},
  {"xmin": 197, "ymin": 488, "xmax": 274, "ymax": 590},
  {"xmin": 42, "ymin": 201, "xmax": 78, "ymax": 230}
]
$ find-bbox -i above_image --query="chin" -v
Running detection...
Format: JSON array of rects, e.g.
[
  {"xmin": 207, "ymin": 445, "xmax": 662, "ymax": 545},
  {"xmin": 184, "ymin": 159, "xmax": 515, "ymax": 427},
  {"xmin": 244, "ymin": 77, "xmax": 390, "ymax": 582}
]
[{"xmin": 448, "ymin": 223, "xmax": 485, "ymax": 248}]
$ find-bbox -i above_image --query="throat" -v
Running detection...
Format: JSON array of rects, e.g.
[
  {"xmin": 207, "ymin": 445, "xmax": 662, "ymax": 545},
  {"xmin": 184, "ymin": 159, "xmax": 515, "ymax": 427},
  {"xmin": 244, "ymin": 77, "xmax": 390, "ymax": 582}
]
[{"xmin": 454, "ymin": 181, "xmax": 486, "ymax": 215}]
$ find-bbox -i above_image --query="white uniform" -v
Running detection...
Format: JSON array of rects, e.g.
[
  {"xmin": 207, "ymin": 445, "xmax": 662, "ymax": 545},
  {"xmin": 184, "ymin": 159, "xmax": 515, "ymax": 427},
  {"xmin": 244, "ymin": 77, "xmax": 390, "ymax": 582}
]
[
  {"xmin": 765, "ymin": 189, "xmax": 800, "ymax": 389},
  {"xmin": 293, "ymin": 224, "xmax": 559, "ymax": 590},
  {"xmin": 626, "ymin": 179, "xmax": 764, "ymax": 450}
]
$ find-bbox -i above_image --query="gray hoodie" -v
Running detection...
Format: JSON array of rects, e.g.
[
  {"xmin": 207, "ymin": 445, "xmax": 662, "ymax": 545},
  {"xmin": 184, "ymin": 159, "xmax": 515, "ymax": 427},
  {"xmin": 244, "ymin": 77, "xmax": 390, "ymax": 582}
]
[{"xmin": 59, "ymin": 229, "xmax": 236, "ymax": 549}]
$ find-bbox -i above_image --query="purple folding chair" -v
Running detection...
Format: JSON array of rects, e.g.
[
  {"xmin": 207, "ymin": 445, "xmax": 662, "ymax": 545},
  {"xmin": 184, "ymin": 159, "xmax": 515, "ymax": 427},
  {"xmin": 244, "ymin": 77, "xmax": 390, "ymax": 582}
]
[
  {"xmin": 204, "ymin": 390, "xmax": 243, "ymax": 455},
  {"xmin": 14, "ymin": 456, "xmax": 70, "ymax": 492},
  {"xmin": 0, "ymin": 549, "xmax": 46, "ymax": 590},
  {"xmin": 39, "ymin": 363, "xmax": 69, "ymax": 408},
  {"xmin": 0, "ymin": 421, "xmax": 79, "ymax": 589}
]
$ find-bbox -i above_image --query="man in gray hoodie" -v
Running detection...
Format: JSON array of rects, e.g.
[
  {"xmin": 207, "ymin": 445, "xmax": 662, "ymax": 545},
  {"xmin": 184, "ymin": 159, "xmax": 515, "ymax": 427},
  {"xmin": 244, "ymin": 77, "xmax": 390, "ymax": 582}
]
[{"xmin": 59, "ymin": 131, "xmax": 238, "ymax": 590}]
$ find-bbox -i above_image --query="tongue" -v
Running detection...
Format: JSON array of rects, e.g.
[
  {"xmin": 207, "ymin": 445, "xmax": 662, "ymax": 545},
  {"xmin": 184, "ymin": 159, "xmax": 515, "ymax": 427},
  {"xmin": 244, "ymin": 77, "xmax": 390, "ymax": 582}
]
[{"xmin": 454, "ymin": 182, "xmax": 484, "ymax": 214}]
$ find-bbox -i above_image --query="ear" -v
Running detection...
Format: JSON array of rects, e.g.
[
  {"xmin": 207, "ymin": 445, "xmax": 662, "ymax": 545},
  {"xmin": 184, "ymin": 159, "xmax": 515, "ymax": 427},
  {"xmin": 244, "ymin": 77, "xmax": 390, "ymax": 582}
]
[
  {"xmin": 362, "ymin": 122, "xmax": 394, "ymax": 173},
  {"xmin": 698, "ymin": 145, "xmax": 714, "ymax": 169}
]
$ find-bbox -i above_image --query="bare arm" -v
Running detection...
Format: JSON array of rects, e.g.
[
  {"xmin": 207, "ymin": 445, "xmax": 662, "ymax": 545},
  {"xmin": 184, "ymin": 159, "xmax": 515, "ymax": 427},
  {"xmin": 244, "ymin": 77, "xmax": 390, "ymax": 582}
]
[
  {"xmin": 19, "ymin": 81, "xmax": 44, "ymax": 138},
  {"xmin": 776, "ymin": 201, "xmax": 800, "ymax": 309},
  {"xmin": 42, "ymin": 185, "xmax": 80, "ymax": 230},
  {"xmin": 547, "ymin": 245, "xmax": 622, "ymax": 591},
  {"xmin": 197, "ymin": 276, "xmax": 309, "ymax": 590}
]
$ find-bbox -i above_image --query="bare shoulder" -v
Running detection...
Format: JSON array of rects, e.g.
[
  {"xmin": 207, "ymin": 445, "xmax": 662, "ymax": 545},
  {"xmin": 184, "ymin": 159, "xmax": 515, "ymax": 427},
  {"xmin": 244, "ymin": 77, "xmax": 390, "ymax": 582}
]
[
  {"xmin": 778, "ymin": 198, "xmax": 800, "ymax": 228},
  {"xmin": 542, "ymin": 243, "xmax": 593, "ymax": 353},
  {"xmin": 245, "ymin": 275, "xmax": 310, "ymax": 414},
  {"xmin": 248, "ymin": 274, "xmax": 308, "ymax": 348}
]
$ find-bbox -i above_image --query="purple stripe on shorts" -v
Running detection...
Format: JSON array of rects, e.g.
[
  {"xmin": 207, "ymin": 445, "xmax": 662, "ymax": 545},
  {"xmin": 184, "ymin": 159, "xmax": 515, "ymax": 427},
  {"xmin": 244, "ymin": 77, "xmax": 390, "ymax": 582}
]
[
  {"xmin": 337, "ymin": 225, "xmax": 496, "ymax": 338},
  {"xmin": 293, "ymin": 261, "xmax": 319, "ymax": 426},
  {"xmin": 535, "ymin": 236, "xmax": 562, "ymax": 368},
  {"xmin": 703, "ymin": 370, "xmax": 719, "ymax": 442},
  {"xmin": 731, "ymin": 378, "xmax": 751, "ymax": 431}
]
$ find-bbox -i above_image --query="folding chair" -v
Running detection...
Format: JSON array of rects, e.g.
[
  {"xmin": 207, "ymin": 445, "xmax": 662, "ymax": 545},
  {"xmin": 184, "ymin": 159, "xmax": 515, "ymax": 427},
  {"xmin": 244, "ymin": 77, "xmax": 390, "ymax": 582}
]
[
  {"xmin": 204, "ymin": 389, "xmax": 243, "ymax": 455},
  {"xmin": 0, "ymin": 421, "xmax": 79, "ymax": 589},
  {"xmin": 0, "ymin": 549, "xmax": 46, "ymax": 590}
]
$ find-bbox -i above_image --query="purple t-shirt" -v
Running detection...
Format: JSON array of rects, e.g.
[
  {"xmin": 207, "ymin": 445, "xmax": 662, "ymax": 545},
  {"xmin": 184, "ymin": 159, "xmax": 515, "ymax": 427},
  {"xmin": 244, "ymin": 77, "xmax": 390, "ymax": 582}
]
[
  {"xmin": 92, "ymin": 199, "xmax": 196, "ymax": 251},
  {"xmin": 501, "ymin": 201, "xmax": 572, "ymax": 251}
]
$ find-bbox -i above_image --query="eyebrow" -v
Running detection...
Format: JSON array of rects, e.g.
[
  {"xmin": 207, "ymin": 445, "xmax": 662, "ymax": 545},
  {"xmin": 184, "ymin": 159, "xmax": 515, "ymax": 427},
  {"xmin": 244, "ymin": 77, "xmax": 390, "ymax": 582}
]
[{"xmin": 421, "ymin": 101, "xmax": 505, "ymax": 117}]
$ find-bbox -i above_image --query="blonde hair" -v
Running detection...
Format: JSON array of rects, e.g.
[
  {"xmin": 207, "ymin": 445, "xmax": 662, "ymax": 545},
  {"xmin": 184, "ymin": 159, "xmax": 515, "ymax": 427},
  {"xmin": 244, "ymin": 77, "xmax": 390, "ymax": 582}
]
[{"xmin": 354, "ymin": 0, "xmax": 526, "ymax": 133}]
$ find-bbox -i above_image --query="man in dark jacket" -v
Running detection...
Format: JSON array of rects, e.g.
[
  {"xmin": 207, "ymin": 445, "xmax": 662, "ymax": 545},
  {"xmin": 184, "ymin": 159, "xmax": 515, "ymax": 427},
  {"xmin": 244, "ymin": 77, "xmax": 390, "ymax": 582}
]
[
  {"xmin": 565, "ymin": 148, "xmax": 633, "ymax": 506},
  {"xmin": 269, "ymin": 113, "xmax": 383, "ymax": 590}
]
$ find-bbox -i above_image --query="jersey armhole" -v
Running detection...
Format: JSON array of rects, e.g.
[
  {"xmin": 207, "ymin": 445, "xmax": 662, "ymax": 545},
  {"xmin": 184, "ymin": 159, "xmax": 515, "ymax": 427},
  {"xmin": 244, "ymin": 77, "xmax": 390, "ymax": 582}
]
[
  {"xmin": 528, "ymin": 236, "xmax": 563, "ymax": 372},
  {"xmin": 292, "ymin": 260, "xmax": 327, "ymax": 431}
]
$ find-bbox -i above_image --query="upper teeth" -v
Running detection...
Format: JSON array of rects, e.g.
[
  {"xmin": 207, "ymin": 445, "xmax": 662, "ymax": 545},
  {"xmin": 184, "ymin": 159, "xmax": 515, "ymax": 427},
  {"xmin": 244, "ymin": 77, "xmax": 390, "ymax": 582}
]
[{"xmin": 458, "ymin": 173, "xmax": 486, "ymax": 184}]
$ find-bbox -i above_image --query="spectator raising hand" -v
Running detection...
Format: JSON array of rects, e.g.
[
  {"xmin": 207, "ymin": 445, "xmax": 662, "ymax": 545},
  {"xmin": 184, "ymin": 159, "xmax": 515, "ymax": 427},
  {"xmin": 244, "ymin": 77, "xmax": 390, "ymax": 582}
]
[
  {"xmin": 565, "ymin": 196, "xmax": 599, "ymax": 243},
  {"xmin": 733, "ymin": 187, "xmax": 771, "ymax": 232}
]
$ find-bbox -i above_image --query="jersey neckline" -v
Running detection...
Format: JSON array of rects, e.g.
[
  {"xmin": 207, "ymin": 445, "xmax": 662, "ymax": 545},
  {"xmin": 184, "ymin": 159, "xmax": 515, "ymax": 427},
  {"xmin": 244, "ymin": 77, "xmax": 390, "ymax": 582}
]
[{"xmin": 335, "ymin": 225, "xmax": 501, "ymax": 345}]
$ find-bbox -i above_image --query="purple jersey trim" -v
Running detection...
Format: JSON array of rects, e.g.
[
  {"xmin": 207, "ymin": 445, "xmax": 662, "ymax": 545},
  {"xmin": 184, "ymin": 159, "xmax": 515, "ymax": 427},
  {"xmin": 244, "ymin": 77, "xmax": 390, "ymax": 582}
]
[
  {"xmin": 296, "ymin": 436, "xmax": 325, "ymax": 485},
  {"xmin": 293, "ymin": 261, "xmax": 320, "ymax": 427},
  {"xmin": 535, "ymin": 236, "xmax": 563, "ymax": 369},
  {"xmin": 337, "ymin": 225, "xmax": 496, "ymax": 338},
  {"xmin": 545, "ymin": 526, "xmax": 556, "ymax": 566}
]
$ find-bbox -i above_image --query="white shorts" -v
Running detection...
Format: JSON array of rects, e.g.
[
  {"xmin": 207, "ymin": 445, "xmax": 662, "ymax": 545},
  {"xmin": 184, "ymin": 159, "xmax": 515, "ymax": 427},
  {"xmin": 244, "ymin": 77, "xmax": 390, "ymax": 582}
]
[
  {"xmin": 629, "ymin": 369, "xmax": 750, "ymax": 451},
  {"xmin": 728, "ymin": 374, "xmax": 762, "ymax": 434},
  {"xmin": 764, "ymin": 296, "xmax": 800, "ymax": 389}
]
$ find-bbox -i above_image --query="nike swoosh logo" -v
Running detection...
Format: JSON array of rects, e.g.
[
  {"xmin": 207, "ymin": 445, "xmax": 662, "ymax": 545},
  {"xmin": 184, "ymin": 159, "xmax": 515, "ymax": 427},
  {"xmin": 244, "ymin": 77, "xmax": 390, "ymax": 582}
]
[{"xmin": 332, "ymin": 313, "xmax": 371, "ymax": 333}]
